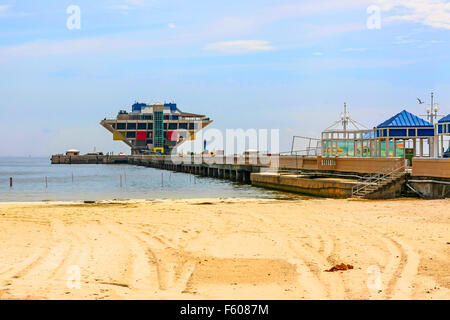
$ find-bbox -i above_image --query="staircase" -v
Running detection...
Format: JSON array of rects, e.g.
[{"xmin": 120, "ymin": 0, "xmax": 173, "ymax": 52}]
[{"xmin": 352, "ymin": 162, "xmax": 407, "ymax": 199}]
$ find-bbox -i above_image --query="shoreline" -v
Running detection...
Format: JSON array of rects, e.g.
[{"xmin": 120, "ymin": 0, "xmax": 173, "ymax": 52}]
[
  {"xmin": 0, "ymin": 197, "xmax": 449, "ymax": 299},
  {"xmin": 0, "ymin": 195, "xmax": 433, "ymax": 206}
]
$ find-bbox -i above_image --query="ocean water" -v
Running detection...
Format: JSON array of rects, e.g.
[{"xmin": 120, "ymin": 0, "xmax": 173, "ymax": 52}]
[{"xmin": 0, "ymin": 157, "xmax": 295, "ymax": 202}]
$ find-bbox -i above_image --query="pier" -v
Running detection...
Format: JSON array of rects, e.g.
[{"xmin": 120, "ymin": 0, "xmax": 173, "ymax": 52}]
[{"xmin": 51, "ymin": 154, "xmax": 450, "ymax": 199}]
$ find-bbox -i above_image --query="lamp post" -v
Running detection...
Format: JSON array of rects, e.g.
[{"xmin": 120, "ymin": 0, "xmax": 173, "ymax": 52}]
[{"xmin": 420, "ymin": 92, "xmax": 444, "ymax": 125}]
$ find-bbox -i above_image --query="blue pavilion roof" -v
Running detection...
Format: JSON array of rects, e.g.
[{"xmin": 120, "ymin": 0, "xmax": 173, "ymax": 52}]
[
  {"xmin": 377, "ymin": 110, "xmax": 433, "ymax": 128},
  {"xmin": 438, "ymin": 114, "xmax": 450, "ymax": 123}
]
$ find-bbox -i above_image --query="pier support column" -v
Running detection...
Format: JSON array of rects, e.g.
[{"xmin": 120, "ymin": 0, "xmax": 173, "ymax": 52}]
[
  {"xmin": 243, "ymin": 171, "xmax": 251, "ymax": 184},
  {"xmin": 230, "ymin": 170, "xmax": 236, "ymax": 181},
  {"xmin": 224, "ymin": 169, "xmax": 230, "ymax": 180},
  {"xmin": 236, "ymin": 170, "xmax": 244, "ymax": 183}
]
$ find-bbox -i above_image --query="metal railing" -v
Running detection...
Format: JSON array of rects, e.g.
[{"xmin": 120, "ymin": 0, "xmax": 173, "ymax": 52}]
[
  {"xmin": 279, "ymin": 147, "xmax": 322, "ymax": 157},
  {"xmin": 352, "ymin": 161, "xmax": 406, "ymax": 197}
]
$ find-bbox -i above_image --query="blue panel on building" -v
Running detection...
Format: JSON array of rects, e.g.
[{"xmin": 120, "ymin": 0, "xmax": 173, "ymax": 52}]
[
  {"xmin": 417, "ymin": 129, "xmax": 434, "ymax": 137},
  {"xmin": 438, "ymin": 125, "xmax": 443, "ymax": 134},
  {"xmin": 408, "ymin": 129, "xmax": 416, "ymax": 137},
  {"xmin": 132, "ymin": 102, "xmax": 146, "ymax": 112},
  {"xmin": 164, "ymin": 103, "xmax": 177, "ymax": 112},
  {"xmin": 389, "ymin": 129, "xmax": 407, "ymax": 137}
]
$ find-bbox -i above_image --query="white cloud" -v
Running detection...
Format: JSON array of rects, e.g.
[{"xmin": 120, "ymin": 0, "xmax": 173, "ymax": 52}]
[
  {"xmin": 168, "ymin": 23, "xmax": 176, "ymax": 29},
  {"xmin": 209, "ymin": 0, "xmax": 368, "ymax": 37},
  {"xmin": 125, "ymin": 0, "xmax": 145, "ymax": 4},
  {"xmin": 376, "ymin": 0, "xmax": 450, "ymax": 29},
  {"xmin": 109, "ymin": 0, "xmax": 151, "ymax": 11},
  {"xmin": 204, "ymin": 40, "xmax": 274, "ymax": 54},
  {"xmin": 109, "ymin": 5, "xmax": 135, "ymax": 11},
  {"xmin": 0, "ymin": 5, "xmax": 10, "ymax": 15},
  {"xmin": 0, "ymin": 36, "xmax": 156, "ymax": 60},
  {"xmin": 342, "ymin": 48, "xmax": 368, "ymax": 52}
]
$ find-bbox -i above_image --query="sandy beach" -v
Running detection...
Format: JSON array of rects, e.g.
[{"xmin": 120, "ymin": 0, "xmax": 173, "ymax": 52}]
[{"xmin": 0, "ymin": 198, "xmax": 448, "ymax": 300}]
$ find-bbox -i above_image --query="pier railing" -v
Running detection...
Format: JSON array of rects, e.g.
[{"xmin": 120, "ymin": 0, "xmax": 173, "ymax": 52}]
[{"xmin": 352, "ymin": 161, "xmax": 407, "ymax": 198}]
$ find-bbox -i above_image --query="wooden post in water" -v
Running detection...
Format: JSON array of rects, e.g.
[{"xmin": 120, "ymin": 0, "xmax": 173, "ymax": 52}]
[
  {"xmin": 120, "ymin": 174, "xmax": 123, "ymax": 188},
  {"xmin": 45, "ymin": 176, "xmax": 48, "ymax": 188},
  {"xmin": 10, "ymin": 177, "xmax": 12, "ymax": 188},
  {"xmin": 161, "ymin": 172, "xmax": 163, "ymax": 187}
]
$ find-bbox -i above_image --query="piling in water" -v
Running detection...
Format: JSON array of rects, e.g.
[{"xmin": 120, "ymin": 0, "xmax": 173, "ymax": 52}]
[{"xmin": 10, "ymin": 177, "xmax": 12, "ymax": 188}]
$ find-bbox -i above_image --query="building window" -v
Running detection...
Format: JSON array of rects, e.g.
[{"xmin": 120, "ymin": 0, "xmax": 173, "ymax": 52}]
[
  {"xmin": 168, "ymin": 123, "xmax": 177, "ymax": 130},
  {"xmin": 138, "ymin": 123, "xmax": 147, "ymax": 130},
  {"xmin": 164, "ymin": 123, "xmax": 167, "ymax": 130},
  {"xmin": 179, "ymin": 123, "xmax": 188, "ymax": 129},
  {"xmin": 143, "ymin": 115, "xmax": 153, "ymax": 120},
  {"xmin": 189, "ymin": 123, "xmax": 196, "ymax": 130},
  {"xmin": 147, "ymin": 131, "xmax": 152, "ymax": 138},
  {"xmin": 164, "ymin": 115, "xmax": 170, "ymax": 120},
  {"xmin": 171, "ymin": 115, "xmax": 179, "ymax": 120},
  {"xmin": 146, "ymin": 139, "xmax": 153, "ymax": 144},
  {"xmin": 127, "ymin": 123, "xmax": 137, "ymax": 130},
  {"xmin": 117, "ymin": 122, "xmax": 126, "ymax": 130},
  {"xmin": 153, "ymin": 111, "xmax": 164, "ymax": 148},
  {"xmin": 148, "ymin": 123, "xmax": 153, "ymax": 130},
  {"xmin": 126, "ymin": 131, "xmax": 136, "ymax": 138}
]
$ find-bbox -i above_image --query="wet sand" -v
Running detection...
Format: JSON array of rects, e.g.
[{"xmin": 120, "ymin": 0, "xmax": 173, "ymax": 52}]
[{"xmin": 0, "ymin": 198, "xmax": 449, "ymax": 300}]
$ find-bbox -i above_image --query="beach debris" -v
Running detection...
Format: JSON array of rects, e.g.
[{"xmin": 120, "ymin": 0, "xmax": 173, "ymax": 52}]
[{"xmin": 324, "ymin": 263, "xmax": 354, "ymax": 272}]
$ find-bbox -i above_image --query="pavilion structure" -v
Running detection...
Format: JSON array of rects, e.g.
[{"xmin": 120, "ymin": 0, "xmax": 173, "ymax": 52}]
[
  {"xmin": 435, "ymin": 114, "xmax": 450, "ymax": 157},
  {"xmin": 375, "ymin": 110, "xmax": 435, "ymax": 158},
  {"xmin": 321, "ymin": 104, "xmax": 373, "ymax": 157},
  {"xmin": 321, "ymin": 108, "xmax": 437, "ymax": 159}
]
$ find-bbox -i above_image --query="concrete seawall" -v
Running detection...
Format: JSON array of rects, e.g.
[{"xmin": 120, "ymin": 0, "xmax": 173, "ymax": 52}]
[
  {"xmin": 50, "ymin": 154, "xmax": 450, "ymax": 199},
  {"xmin": 251, "ymin": 173, "xmax": 355, "ymax": 198}
]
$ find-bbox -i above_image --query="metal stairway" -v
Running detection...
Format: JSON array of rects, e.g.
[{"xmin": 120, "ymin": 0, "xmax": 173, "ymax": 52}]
[{"xmin": 352, "ymin": 162, "xmax": 407, "ymax": 198}]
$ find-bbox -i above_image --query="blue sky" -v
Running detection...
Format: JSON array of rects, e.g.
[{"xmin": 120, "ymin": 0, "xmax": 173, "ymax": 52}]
[{"xmin": 0, "ymin": 0, "xmax": 449, "ymax": 155}]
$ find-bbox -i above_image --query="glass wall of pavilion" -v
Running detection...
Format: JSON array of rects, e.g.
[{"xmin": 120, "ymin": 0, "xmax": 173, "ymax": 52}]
[{"xmin": 321, "ymin": 110, "xmax": 436, "ymax": 162}]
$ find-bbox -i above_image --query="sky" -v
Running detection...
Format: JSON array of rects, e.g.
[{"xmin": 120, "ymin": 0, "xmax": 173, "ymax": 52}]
[{"xmin": 0, "ymin": 0, "xmax": 449, "ymax": 155}]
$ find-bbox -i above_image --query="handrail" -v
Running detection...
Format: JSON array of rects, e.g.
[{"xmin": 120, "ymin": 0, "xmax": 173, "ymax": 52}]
[{"xmin": 352, "ymin": 161, "xmax": 406, "ymax": 197}]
